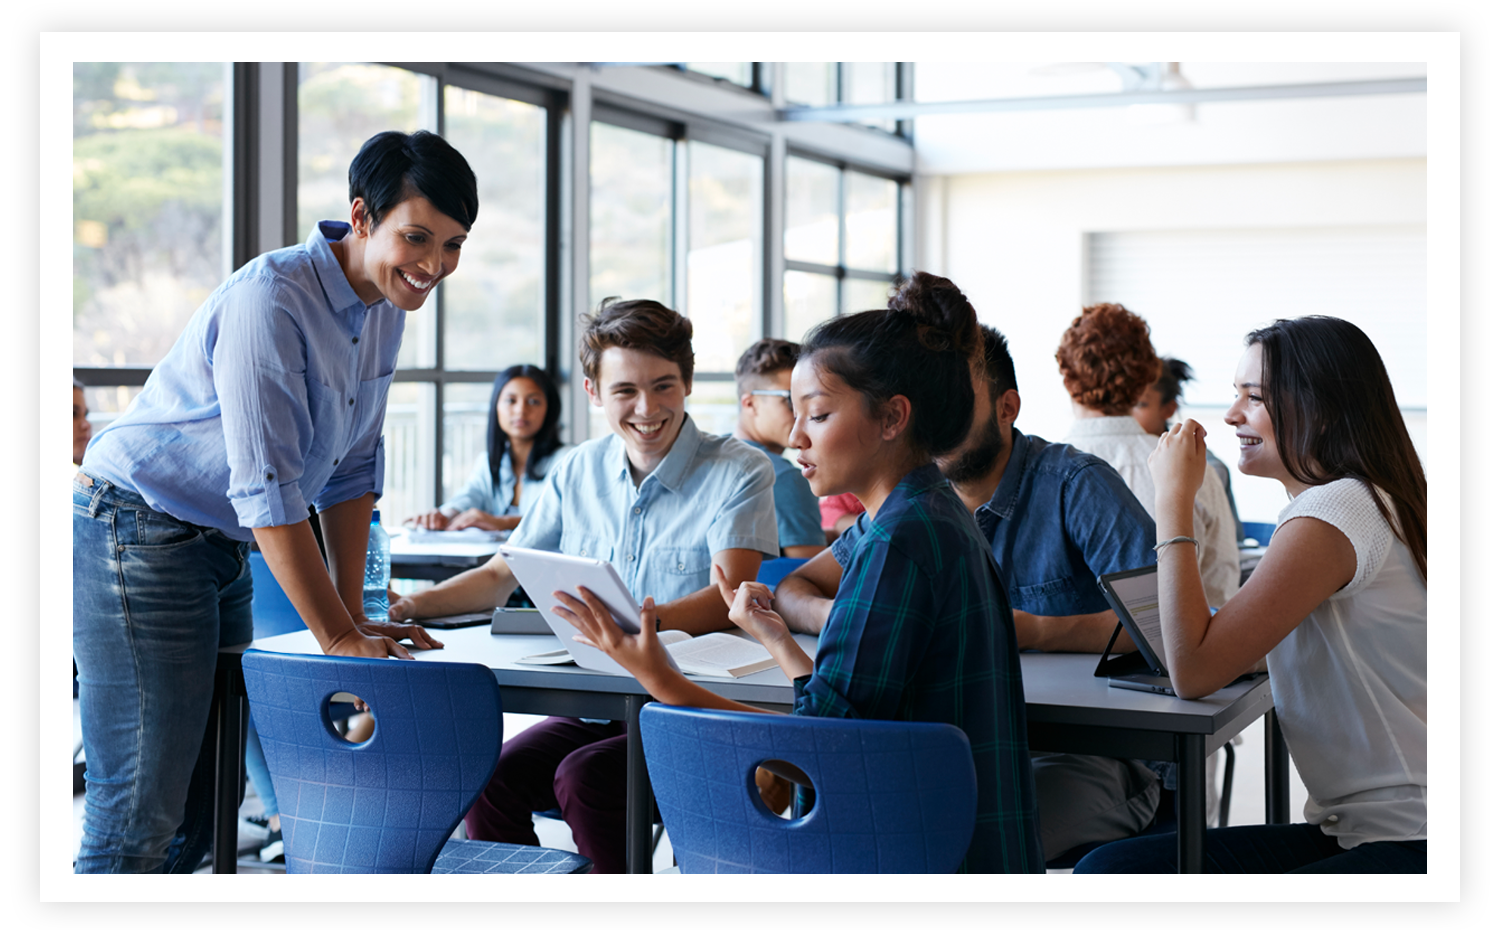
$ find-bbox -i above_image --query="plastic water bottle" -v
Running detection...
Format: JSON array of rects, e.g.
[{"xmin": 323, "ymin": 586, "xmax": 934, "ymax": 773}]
[{"xmin": 362, "ymin": 510, "xmax": 390, "ymax": 622}]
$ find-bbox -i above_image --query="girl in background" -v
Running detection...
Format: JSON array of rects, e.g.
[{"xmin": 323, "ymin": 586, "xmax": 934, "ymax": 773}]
[{"xmin": 409, "ymin": 364, "xmax": 567, "ymax": 531}]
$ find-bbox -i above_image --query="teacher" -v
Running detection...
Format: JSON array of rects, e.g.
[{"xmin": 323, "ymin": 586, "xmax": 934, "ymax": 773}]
[{"xmin": 73, "ymin": 130, "xmax": 476, "ymax": 873}]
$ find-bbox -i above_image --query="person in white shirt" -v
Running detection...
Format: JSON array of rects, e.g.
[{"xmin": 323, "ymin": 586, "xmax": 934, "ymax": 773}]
[
  {"xmin": 1056, "ymin": 303, "xmax": 1241, "ymax": 607},
  {"xmin": 1076, "ymin": 315, "xmax": 1426, "ymax": 874}
]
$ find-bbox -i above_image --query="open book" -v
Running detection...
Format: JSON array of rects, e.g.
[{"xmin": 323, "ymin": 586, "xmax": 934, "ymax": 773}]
[
  {"xmin": 660, "ymin": 631, "xmax": 780, "ymax": 679},
  {"xmin": 518, "ymin": 630, "xmax": 780, "ymax": 679}
]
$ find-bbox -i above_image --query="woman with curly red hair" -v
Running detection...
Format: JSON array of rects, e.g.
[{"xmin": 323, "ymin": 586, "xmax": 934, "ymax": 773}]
[{"xmin": 1057, "ymin": 303, "xmax": 1241, "ymax": 608}]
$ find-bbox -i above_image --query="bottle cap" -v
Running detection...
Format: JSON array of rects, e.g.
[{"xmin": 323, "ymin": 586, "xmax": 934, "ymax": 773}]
[{"xmin": 371, "ymin": 510, "xmax": 381, "ymax": 523}]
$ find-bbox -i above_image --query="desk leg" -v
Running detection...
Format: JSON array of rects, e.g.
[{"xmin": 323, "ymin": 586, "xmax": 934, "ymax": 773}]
[
  {"xmin": 1265, "ymin": 709, "xmax": 1290, "ymax": 825},
  {"xmin": 624, "ymin": 693, "xmax": 653, "ymax": 874},
  {"xmin": 1175, "ymin": 734, "xmax": 1206, "ymax": 873},
  {"xmin": 211, "ymin": 653, "xmax": 246, "ymax": 874}
]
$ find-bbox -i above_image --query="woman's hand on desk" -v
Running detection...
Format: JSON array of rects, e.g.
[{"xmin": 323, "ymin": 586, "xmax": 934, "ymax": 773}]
[
  {"xmin": 323, "ymin": 619, "xmax": 444, "ymax": 660},
  {"xmin": 406, "ymin": 509, "xmax": 451, "ymax": 530},
  {"xmin": 359, "ymin": 618, "xmax": 443, "ymax": 651}
]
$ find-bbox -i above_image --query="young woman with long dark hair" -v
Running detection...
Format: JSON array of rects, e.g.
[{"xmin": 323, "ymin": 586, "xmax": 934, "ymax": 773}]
[
  {"xmin": 553, "ymin": 274, "xmax": 1045, "ymax": 873},
  {"xmin": 408, "ymin": 364, "xmax": 567, "ymax": 531},
  {"xmin": 1076, "ymin": 315, "xmax": 1427, "ymax": 874}
]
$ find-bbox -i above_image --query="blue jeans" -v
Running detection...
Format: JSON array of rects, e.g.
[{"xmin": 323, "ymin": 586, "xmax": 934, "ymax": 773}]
[
  {"xmin": 1073, "ymin": 822, "xmax": 1427, "ymax": 874},
  {"xmin": 73, "ymin": 473, "xmax": 253, "ymax": 873}
]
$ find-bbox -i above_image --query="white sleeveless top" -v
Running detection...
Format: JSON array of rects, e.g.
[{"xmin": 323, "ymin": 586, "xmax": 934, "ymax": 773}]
[{"xmin": 1269, "ymin": 478, "xmax": 1427, "ymax": 848}]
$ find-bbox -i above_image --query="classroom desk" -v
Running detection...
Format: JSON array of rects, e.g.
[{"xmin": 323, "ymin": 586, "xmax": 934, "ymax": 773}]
[
  {"xmin": 211, "ymin": 629, "xmax": 1287, "ymax": 875},
  {"xmin": 388, "ymin": 533, "xmax": 503, "ymax": 581},
  {"xmin": 1019, "ymin": 653, "xmax": 1287, "ymax": 871}
]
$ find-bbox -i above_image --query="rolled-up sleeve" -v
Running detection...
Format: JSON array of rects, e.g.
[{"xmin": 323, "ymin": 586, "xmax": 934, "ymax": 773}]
[
  {"xmin": 706, "ymin": 454, "xmax": 778, "ymax": 557},
  {"xmin": 212, "ymin": 276, "xmax": 316, "ymax": 528}
]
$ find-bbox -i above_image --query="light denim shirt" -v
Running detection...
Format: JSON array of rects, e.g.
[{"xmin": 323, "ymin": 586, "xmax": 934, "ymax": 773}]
[
  {"xmin": 509, "ymin": 417, "xmax": 778, "ymax": 604},
  {"xmin": 741, "ymin": 439, "xmax": 825, "ymax": 550},
  {"xmin": 441, "ymin": 446, "xmax": 569, "ymax": 518},
  {"xmin": 83, "ymin": 221, "xmax": 403, "ymax": 541}
]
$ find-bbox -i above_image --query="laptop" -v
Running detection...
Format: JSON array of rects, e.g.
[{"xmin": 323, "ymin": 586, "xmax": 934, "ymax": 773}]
[{"xmin": 1094, "ymin": 565, "xmax": 1179, "ymax": 695}]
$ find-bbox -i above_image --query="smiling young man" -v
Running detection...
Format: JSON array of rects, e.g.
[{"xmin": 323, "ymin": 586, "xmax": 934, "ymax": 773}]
[
  {"xmin": 773, "ymin": 291, "xmax": 1168, "ymax": 861},
  {"xmin": 388, "ymin": 297, "xmax": 777, "ymax": 872}
]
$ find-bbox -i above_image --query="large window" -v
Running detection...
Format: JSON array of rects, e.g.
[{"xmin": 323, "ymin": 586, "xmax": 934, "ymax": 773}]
[
  {"xmin": 72, "ymin": 62, "xmax": 227, "ymax": 427},
  {"xmin": 71, "ymin": 62, "xmax": 910, "ymax": 525},
  {"xmin": 588, "ymin": 116, "xmax": 767, "ymax": 439},
  {"xmin": 298, "ymin": 64, "xmax": 555, "ymax": 526},
  {"xmin": 783, "ymin": 154, "xmax": 903, "ymax": 342},
  {"xmin": 783, "ymin": 62, "xmax": 901, "ymax": 133}
]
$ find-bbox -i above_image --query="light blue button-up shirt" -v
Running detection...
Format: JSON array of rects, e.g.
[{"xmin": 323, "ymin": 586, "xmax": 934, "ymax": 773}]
[
  {"xmin": 442, "ymin": 446, "xmax": 569, "ymax": 518},
  {"xmin": 508, "ymin": 417, "xmax": 778, "ymax": 604},
  {"xmin": 83, "ymin": 222, "xmax": 404, "ymax": 541}
]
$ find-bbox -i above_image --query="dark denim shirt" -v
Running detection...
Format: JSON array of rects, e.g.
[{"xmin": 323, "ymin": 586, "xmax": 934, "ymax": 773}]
[
  {"xmin": 838, "ymin": 430, "xmax": 1158, "ymax": 617},
  {"xmin": 977, "ymin": 429, "xmax": 1157, "ymax": 616}
]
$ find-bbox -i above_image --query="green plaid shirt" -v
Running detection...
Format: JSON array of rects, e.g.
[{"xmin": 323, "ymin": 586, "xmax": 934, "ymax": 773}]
[{"xmin": 796, "ymin": 464, "xmax": 1044, "ymax": 873}]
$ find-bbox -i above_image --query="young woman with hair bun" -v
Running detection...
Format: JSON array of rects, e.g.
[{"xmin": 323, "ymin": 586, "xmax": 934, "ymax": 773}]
[
  {"xmin": 553, "ymin": 272, "xmax": 1045, "ymax": 873},
  {"xmin": 1076, "ymin": 315, "xmax": 1426, "ymax": 874}
]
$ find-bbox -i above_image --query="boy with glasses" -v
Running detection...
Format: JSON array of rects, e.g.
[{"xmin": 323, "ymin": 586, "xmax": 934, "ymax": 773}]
[{"xmin": 732, "ymin": 338, "xmax": 826, "ymax": 558}]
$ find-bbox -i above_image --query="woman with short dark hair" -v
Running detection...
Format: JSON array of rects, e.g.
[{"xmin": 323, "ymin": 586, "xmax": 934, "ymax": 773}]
[
  {"xmin": 1076, "ymin": 316, "xmax": 1427, "ymax": 874},
  {"xmin": 74, "ymin": 130, "xmax": 477, "ymax": 873}
]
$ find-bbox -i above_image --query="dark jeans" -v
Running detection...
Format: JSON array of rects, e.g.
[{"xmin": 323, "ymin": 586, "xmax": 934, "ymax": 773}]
[
  {"xmin": 73, "ymin": 473, "xmax": 253, "ymax": 873},
  {"xmin": 1073, "ymin": 822, "xmax": 1427, "ymax": 874},
  {"xmin": 463, "ymin": 717, "xmax": 629, "ymax": 873}
]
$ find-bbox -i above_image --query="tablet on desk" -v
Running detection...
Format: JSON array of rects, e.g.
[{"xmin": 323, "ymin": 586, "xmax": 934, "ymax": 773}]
[
  {"xmin": 1096, "ymin": 565, "xmax": 1180, "ymax": 695},
  {"xmin": 496, "ymin": 546, "xmax": 645, "ymax": 676},
  {"xmin": 1095, "ymin": 565, "xmax": 1262, "ymax": 697},
  {"xmin": 416, "ymin": 611, "xmax": 493, "ymax": 630}
]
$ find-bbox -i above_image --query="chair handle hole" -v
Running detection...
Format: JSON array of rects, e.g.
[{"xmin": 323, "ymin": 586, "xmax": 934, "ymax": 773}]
[
  {"xmin": 326, "ymin": 692, "xmax": 376, "ymax": 744},
  {"xmin": 753, "ymin": 760, "xmax": 814, "ymax": 820}
]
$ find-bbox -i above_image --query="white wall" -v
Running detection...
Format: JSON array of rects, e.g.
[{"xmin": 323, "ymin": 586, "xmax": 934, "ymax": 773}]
[{"xmin": 919, "ymin": 157, "xmax": 1426, "ymax": 524}]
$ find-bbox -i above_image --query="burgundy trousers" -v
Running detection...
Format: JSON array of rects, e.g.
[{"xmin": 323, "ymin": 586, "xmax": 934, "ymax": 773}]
[{"xmin": 463, "ymin": 717, "xmax": 629, "ymax": 873}]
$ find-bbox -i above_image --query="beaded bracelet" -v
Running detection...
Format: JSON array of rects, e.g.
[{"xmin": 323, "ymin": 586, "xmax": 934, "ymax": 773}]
[{"xmin": 1153, "ymin": 535, "xmax": 1199, "ymax": 556}]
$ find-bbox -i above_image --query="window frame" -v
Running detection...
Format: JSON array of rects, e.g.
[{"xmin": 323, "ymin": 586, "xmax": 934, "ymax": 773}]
[{"xmin": 73, "ymin": 60, "xmax": 912, "ymax": 517}]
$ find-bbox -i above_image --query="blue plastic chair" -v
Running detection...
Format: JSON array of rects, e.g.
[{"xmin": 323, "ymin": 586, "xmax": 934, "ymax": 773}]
[
  {"xmin": 248, "ymin": 550, "xmax": 307, "ymax": 638},
  {"xmin": 639, "ymin": 704, "xmax": 977, "ymax": 873},
  {"xmin": 241, "ymin": 650, "xmax": 591, "ymax": 874},
  {"xmin": 756, "ymin": 557, "xmax": 808, "ymax": 588},
  {"xmin": 1241, "ymin": 521, "xmax": 1275, "ymax": 548}
]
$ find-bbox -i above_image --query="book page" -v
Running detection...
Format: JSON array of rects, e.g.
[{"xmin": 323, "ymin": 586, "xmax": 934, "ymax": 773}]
[{"xmin": 666, "ymin": 633, "xmax": 776, "ymax": 678}]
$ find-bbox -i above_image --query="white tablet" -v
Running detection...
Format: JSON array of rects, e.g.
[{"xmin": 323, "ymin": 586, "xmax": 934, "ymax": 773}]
[{"xmin": 496, "ymin": 545, "xmax": 643, "ymax": 676}]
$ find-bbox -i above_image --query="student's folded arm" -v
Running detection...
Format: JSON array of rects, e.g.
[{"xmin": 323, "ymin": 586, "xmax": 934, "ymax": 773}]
[{"xmin": 773, "ymin": 547, "xmax": 843, "ymax": 634}]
